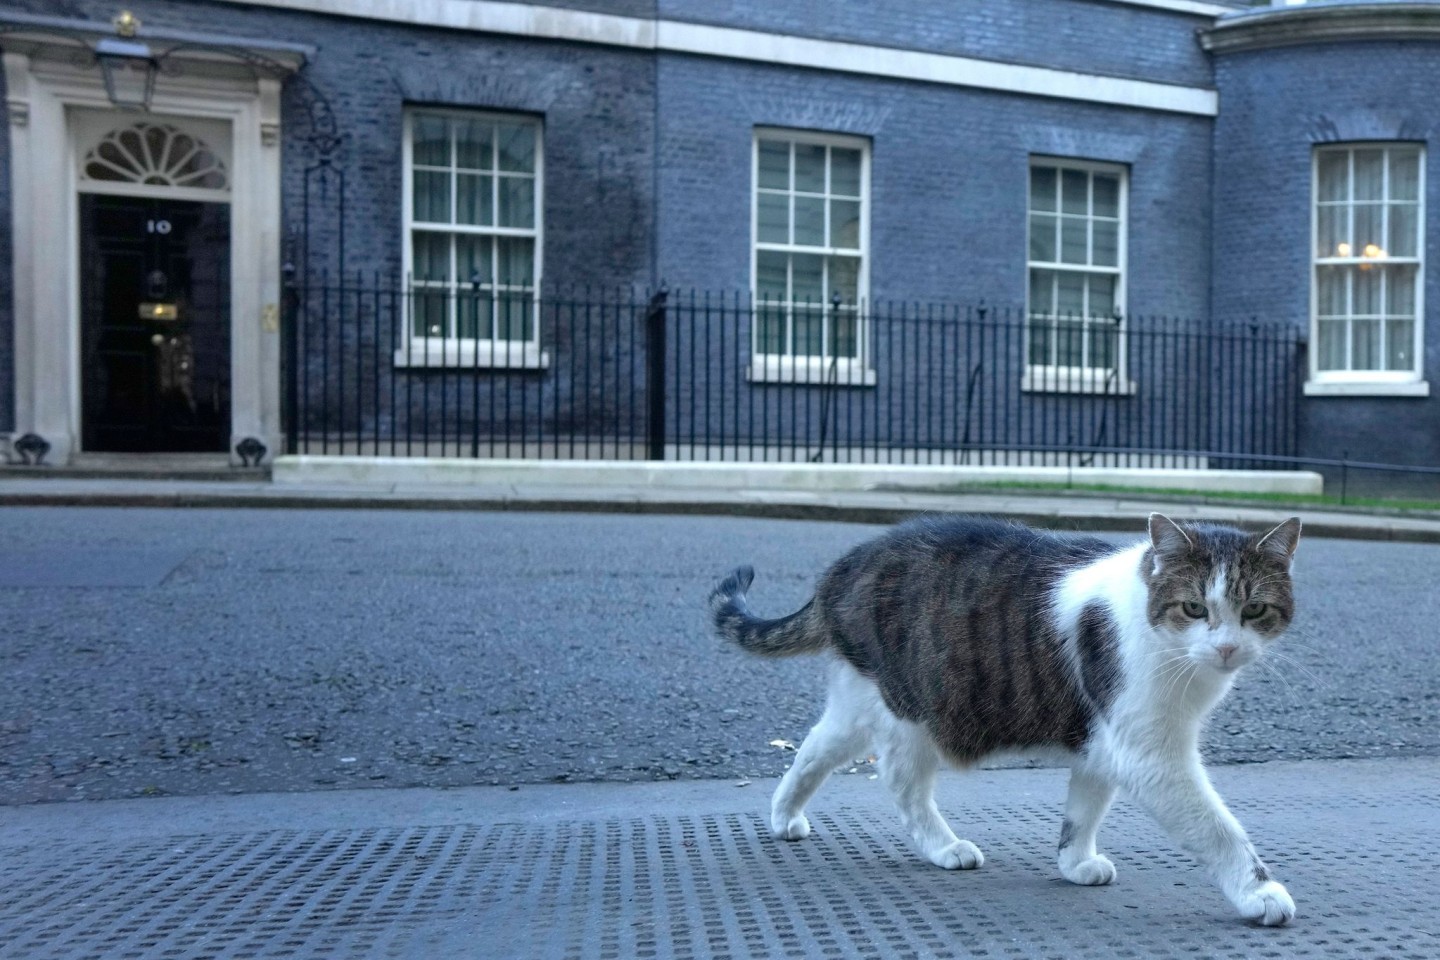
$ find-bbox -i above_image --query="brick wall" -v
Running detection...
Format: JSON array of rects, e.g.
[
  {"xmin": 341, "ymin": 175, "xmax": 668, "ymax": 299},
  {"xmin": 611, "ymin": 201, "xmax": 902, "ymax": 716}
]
[{"xmin": 1213, "ymin": 40, "xmax": 1440, "ymax": 476}]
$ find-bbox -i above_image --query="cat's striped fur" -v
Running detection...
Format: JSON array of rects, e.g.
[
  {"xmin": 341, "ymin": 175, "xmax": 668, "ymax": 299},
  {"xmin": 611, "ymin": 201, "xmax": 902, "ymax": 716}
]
[{"xmin": 710, "ymin": 513, "xmax": 1302, "ymax": 926}]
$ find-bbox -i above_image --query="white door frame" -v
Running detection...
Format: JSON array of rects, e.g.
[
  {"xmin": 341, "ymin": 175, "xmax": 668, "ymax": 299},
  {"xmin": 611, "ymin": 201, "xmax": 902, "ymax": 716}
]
[{"xmin": 5, "ymin": 47, "xmax": 288, "ymax": 463}]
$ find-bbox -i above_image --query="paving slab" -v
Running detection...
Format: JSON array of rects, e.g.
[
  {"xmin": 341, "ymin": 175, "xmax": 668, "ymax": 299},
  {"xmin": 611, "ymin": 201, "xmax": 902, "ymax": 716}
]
[{"xmin": 1, "ymin": 758, "xmax": 1436, "ymax": 959}]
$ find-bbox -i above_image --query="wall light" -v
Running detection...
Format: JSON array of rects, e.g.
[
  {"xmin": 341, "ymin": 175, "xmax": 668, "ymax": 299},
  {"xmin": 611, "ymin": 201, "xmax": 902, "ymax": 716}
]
[{"xmin": 95, "ymin": 11, "xmax": 155, "ymax": 111}]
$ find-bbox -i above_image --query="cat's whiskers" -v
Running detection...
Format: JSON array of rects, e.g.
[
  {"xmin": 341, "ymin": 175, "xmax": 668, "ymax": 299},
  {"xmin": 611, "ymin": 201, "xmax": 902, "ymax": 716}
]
[
  {"xmin": 1262, "ymin": 649, "xmax": 1329, "ymax": 689},
  {"xmin": 1254, "ymin": 657, "xmax": 1305, "ymax": 706}
]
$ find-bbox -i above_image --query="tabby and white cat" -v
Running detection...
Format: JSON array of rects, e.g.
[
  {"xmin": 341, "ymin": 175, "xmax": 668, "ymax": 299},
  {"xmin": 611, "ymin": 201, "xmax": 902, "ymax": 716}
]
[{"xmin": 710, "ymin": 513, "xmax": 1301, "ymax": 926}]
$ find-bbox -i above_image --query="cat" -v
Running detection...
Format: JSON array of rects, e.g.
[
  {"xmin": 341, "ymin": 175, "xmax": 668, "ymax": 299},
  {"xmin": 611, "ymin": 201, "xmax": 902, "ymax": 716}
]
[{"xmin": 709, "ymin": 512, "xmax": 1301, "ymax": 926}]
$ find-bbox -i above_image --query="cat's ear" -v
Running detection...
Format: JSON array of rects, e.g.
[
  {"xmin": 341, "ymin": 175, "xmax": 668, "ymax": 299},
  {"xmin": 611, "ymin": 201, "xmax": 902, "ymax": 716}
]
[
  {"xmin": 1253, "ymin": 517, "xmax": 1302, "ymax": 564},
  {"xmin": 1148, "ymin": 513, "xmax": 1193, "ymax": 557}
]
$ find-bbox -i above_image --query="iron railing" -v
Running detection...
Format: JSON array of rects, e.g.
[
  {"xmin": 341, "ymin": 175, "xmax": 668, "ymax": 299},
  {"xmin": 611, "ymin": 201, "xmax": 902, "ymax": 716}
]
[{"xmin": 283, "ymin": 281, "xmax": 1304, "ymax": 469}]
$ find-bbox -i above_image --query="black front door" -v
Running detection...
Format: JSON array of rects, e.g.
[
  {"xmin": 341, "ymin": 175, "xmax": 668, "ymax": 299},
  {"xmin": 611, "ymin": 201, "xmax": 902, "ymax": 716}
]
[{"xmin": 80, "ymin": 195, "xmax": 230, "ymax": 453}]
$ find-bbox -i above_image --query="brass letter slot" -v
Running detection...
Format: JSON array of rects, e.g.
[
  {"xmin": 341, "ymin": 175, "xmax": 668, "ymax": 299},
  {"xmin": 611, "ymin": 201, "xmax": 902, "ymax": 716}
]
[{"xmin": 140, "ymin": 302, "xmax": 178, "ymax": 321}]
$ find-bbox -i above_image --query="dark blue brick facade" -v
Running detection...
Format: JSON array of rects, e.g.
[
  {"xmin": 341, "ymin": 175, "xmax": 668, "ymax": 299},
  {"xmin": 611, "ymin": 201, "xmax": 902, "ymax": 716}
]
[
  {"xmin": 658, "ymin": 0, "xmax": 1226, "ymax": 87},
  {"xmin": 2, "ymin": 0, "xmax": 1437, "ymax": 481},
  {"xmin": 1212, "ymin": 38, "xmax": 1440, "ymax": 485}
]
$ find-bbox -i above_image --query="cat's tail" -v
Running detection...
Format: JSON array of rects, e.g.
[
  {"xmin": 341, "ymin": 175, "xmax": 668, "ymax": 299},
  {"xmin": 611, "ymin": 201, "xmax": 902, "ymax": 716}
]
[{"xmin": 709, "ymin": 566, "xmax": 828, "ymax": 657}]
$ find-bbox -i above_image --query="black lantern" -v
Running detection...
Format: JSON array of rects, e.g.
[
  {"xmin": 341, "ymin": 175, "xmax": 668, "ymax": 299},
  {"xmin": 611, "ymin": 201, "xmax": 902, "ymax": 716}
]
[{"xmin": 95, "ymin": 12, "xmax": 155, "ymax": 111}]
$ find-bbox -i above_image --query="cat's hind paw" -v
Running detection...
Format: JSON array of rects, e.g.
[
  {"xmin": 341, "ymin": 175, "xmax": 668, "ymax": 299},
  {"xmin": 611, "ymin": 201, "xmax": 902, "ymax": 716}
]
[
  {"xmin": 1236, "ymin": 881, "xmax": 1295, "ymax": 927},
  {"xmin": 771, "ymin": 814, "xmax": 810, "ymax": 841},
  {"xmin": 927, "ymin": 839, "xmax": 984, "ymax": 870},
  {"xmin": 1060, "ymin": 854, "xmax": 1117, "ymax": 886}
]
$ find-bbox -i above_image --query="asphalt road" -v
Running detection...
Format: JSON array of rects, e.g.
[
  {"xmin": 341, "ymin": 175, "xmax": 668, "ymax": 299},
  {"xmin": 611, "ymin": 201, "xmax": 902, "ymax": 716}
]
[{"xmin": 1, "ymin": 506, "xmax": 1437, "ymax": 805}]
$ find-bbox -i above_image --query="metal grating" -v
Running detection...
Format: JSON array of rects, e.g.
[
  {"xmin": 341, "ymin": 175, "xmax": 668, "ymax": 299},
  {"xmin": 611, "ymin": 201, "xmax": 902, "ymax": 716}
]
[{"xmin": 1, "ymin": 778, "xmax": 1436, "ymax": 959}]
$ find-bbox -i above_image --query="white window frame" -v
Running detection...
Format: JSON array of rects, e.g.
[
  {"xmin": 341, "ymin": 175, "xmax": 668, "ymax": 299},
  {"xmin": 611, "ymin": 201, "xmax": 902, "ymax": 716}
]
[
  {"xmin": 750, "ymin": 128, "xmax": 874, "ymax": 386},
  {"xmin": 397, "ymin": 107, "xmax": 546, "ymax": 369},
  {"xmin": 1024, "ymin": 156, "xmax": 1133, "ymax": 395},
  {"xmin": 1306, "ymin": 142, "xmax": 1427, "ymax": 397}
]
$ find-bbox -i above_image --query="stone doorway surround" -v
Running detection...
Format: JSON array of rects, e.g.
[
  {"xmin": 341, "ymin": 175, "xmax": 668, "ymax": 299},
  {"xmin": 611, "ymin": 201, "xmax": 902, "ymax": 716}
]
[{"xmin": 1, "ymin": 12, "xmax": 311, "ymax": 465}]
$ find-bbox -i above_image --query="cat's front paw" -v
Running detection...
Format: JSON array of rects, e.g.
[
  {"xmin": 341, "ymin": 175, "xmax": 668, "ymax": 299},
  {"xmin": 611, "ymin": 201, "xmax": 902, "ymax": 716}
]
[
  {"xmin": 771, "ymin": 813, "xmax": 810, "ymax": 841},
  {"xmin": 927, "ymin": 839, "xmax": 984, "ymax": 870},
  {"xmin": 1236, "ymin": 881, "xmax": 1295, "ymax": 927},
  {"xmin": 1060, "ymin": 854, "xmax": 1116, "ymax": 886}
]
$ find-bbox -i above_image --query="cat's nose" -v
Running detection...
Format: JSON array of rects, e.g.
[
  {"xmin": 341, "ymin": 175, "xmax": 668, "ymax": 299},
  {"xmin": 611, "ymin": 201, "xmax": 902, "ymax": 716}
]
[{"xmin": 1216, "ymin": 644, "xmax": 1238, "ymax": 663}]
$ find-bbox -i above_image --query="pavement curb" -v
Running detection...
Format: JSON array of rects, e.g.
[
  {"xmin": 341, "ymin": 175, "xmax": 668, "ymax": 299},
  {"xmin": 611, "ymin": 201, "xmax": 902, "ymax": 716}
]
[{"xmin": 5, "ymin": 486, "xmax": 1440, "ymax": 542}]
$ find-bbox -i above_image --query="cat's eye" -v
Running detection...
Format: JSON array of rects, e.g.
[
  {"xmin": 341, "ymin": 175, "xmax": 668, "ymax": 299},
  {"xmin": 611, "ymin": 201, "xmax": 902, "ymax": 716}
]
[
  {"xmin": 1241, "ymin": 601, "xmax": 1268, "ymax": 619},
  {"xmin": 1180, "ymin": 600, "xmax": 1207, "ymax": 619}
]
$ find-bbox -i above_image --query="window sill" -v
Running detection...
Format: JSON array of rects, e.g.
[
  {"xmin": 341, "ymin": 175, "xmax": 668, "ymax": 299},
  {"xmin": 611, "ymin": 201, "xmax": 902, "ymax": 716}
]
[
  {"xmin": 1022, "ymin": 368, "xmax": 1136, "ymax": 396},
  {"xmin": 747, "ymin": 358, "xmax": 877, "ymax": 386},
  {"xmin": 393, "ymin": 343, "xmax": 550, "ymax": 370},
  {"xmin": 1303, "ymin": 379, "xmax": 1429, "ymax": 397}
]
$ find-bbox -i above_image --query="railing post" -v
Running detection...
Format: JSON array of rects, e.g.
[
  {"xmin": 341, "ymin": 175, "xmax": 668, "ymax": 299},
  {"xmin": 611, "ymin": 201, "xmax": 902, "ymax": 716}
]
[
  {"xmin": 646, "ymin": 283, "xmax": 669, "ymax": 461},
  {"xmin": 281, "ymin": 260, "xmax": 299, "ymax": 455}
]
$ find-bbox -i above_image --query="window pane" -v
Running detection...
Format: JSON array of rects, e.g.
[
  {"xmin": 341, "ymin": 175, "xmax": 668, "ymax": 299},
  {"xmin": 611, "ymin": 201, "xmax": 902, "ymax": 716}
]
[
  {"xmin": 1028, "ymin": 320, "xmax": 1052, "ymax": 366},
  {"xmin": 1386, "ymin": 319, "xmax": 1414, "ymax": 371},
  {"xmin": 831, "ymin": 149, "xmax": 862, "ymax": 197},
  {"xmin": 1388, "ymin": 203, "xmax": 1418, "ymax": 258},
  {"xmin": 791, "ymin": 253, "xmax": 823, "ymax": 304},
  {"xmin": 757, "ymin": 303, "xmax": 786, "ymax": 354},
  {"xmin": 1387, "ymin": 264, "xmax": 1417, "ymax": 315},
  {"xmin": 412, "ymin": 114, "xmax": 449, "ymax": 167},
  {"xmin": 1316, "ymin": 151, "xmax": 1348, "ymax": 203},
  {"xmin": 793, "ymin": 196, "xmax": 825, "ymax": 247},
  {"xmin": 1093, "ymin": 175, "xmax": 1120, "ymax": 218},
  {"xmin": 456, "ymin": 173, "xmax": 492, "ymax": 226},
  {"xmin": 496, "ymin": 122, "xmax": 536, "ymax": 173},
  {"xmin": 1056, "ymin": 271, "xmax": 1085, "ymax": 316},
  {"xmin": 1029, "ymin": 268, "xmax": 1055, "ymax": 316},
  {"xmin": 1317, "ymin": 319, "xmax": 1346, "ymax": 371},
  {"xmin": 1060, "ymin": 217, "xmax": 1087, "ymax": 264},
  {"xmin": 413, "ymin": 170, "xmax": 451, "ymax": 223},
  {"xmin": 793, "ymin": 306, "xmax": 824, "ymax": 357},
  {"xmin": 1354, "ymin": 265, "xmax": 1381, "ymax": 315},
  {"xmin": 1029, "ymin": 213, "xmax": 1057, "ymax": 262},
  {"xmin": 1316, "ymin": 205, "xmax": 1346, "ymax": 258},
  {"xmin": 758, "ymin": 140, "xmax": 789, "ymax": 190},
  {"xmin": 456, "ymin": 234, "xmax": 492, "ymax": 287},
  {"xmin": 830, "ymin": 308, "xmax": 858, "ymax": 359},
  {"xmin": 1353, "ymin": 149, "xmax": 1384, "ymax": 201},
  {"xmin": 1390, "ymin": 148, "xmax": 1421, "ymax": 202},
  {"xmin": 1089, "ymin": 318, "xmax": 1120, "ymax": 370},
  {"xmin": 1092, "ymin": 220, "xmax": 1119, "ymax": 267},
  {"xmin": 1316, "ymin": 265, "xmax": 1346, "ymax": 316},
  {"xmin": 496, "ymin": 237, "xmax": 534, "ymax": 287},
  {"xmin": 1351, "ymin": 318, "xmax": 1380, "ymax": 370},
  {"xmin": 498, "ymin": 177, "xmax": 535, "ymax": 228},
  {"xmin": 1036, "ymin": 168, "xmax": 1059, "ymax": 214},
  {"xmin": 1054, "ymin": 318, "xmax": 1085, "ymax": 366},
  {"xmin": 494, "ymin": 292, "xmax": 532, "ymax": 341},
  {"xmin": 756, "ymin": 250, "xmax": 788, "ymax": 301},
  {"xmin": 1088, "ymin": 274, "xmax": 1115, "ymax": 318},
  {"xmin": 1030, "ymin": 167, "xmax": 1057, "ymax": 213},
  {"xmin": 456, "ymin": 294, "xmax": 489, "ymax": 341},
  {"xmin": 1061, "ymin": 169, "xmax": 1088, "ymax": 215},
  {"xmin": 757, "ymin": 192, "xmax": 789, "ymax": 244},
  {"xmin": 1352, "ymin": 204, "xmax": 1383, "ymax": 254},
  {"xmin": 794, "ymin": 144, "xmax": 825, "ymax": 193},
  {"xmin": 455, "ymin": 119, "xmax": 492, "ymax": 170},
  {"xmin": 412, "ymin": 231, "xmax": 450, "ymax": 282},
  {"xmin": 413, "ymin": 292, "xmax": 448, "ymax": 338},
  {"xmin": 830, "ymin": 199, "xmax": 861, "ymax": 249},
  {"xmin": 829, "ymin": 256, "xmax": 860, "ymax": 306}
]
